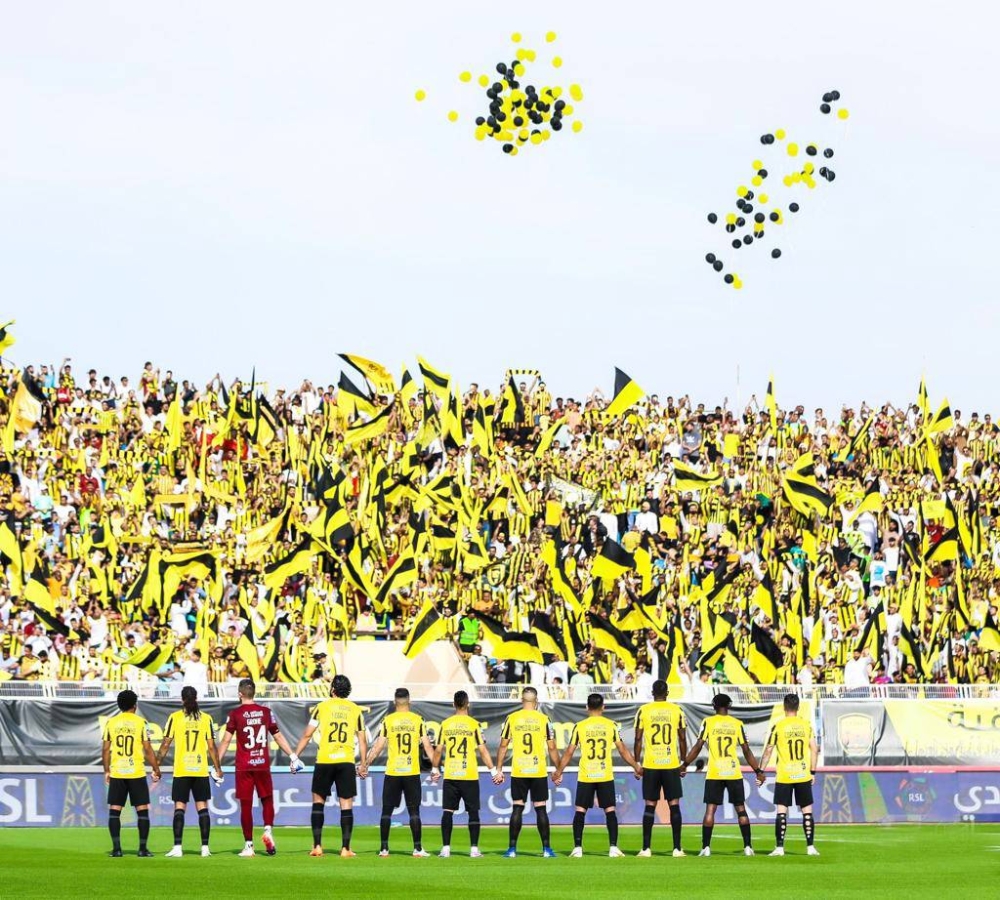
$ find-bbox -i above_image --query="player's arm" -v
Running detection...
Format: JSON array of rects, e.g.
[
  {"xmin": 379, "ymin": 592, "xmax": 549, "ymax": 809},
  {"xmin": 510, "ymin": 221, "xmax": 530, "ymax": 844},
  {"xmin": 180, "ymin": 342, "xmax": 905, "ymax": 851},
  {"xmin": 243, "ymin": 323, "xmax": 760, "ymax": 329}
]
[
  {"xmin": 216, "ymin": 727, "xmax": 233, "ymax": 760},
  {"xmin": 759, "ymin": 743, "xmax": 774, "ymax": 773},
  {"xmin": 102, "ymin": 739, "xmax": 112, "ymax": 785},
  {"xmin": 632, "ymin": 723, "xmax": 644, "ymax": 766},
  {"xmin": 366, "ymin": 733, "xmax": 386, "ymax": 767},
  {"xmin": 740, "ymin": 736, "xmax": 764, "ymax": 785},
  {"xmin": 477, "ymin": 738, "xmax": 495, "ymax": 771},
  {"xmin": 682, "ymin": 732, "xmax": 705, "ymax": 767},
  {"xmin": 143, "ymin": 735, "xmax": 162, "ymax": 783},
  {"xmin": 206, "ymin": 729, "xmax": 223, "ymax": 780},
  {"xmin": 678, "ymin": 724, "xmax": 688, "ymax": 773},
  {"xmin": 615, "ymin": 737, "xmax": 642, "ymax": 777},
  {"xmin": 420, "ymin": 731, "xmax": 441, "ymax": 782},
  {"xmin": 553, "ymin": 732, "xmax": 578, "ymax": 780},
  {"xmin": 156, "ymin": 733, "xmax": 172, "ymax": 767},
  {"xmin": 809, "ymin": 736, "xmax": 819, "ymax": 781},
  {"xmin": 356, "ymin": 723, "xmax": 369, "ymax": 778},
  {"xmin": 493, "ymin": 721, "xmax": 510, "ymax": 781},
  {"xmin": 293, "ymin": 722, "xmax": 318, "ymax": 758}
]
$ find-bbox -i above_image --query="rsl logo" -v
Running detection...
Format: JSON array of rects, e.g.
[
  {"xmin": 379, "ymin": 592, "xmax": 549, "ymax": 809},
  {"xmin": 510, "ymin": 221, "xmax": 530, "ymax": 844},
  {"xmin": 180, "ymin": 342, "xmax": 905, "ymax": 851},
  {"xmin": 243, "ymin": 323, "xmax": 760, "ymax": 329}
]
[
  {"xmin": 837, "ymin": 713, "xmax": 875, "ymax": 757},
  {"xmin": 894, "ymin": 776, "xmax": 936, "ymax": 816}
]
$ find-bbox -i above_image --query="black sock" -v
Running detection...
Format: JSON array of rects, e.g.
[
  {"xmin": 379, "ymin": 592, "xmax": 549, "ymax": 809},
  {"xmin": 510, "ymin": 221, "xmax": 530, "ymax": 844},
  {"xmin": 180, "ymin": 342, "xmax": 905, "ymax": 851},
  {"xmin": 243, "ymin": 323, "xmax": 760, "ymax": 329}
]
[
  {"xmin": 670, "ymin": 805, "xmax": 683, "ymax": 851},
  {"xmin": 341, "ymin": 809, "xmax": 354, "ymax": 850},
  {"xmin": 379, "ymin": 813, "xmax": 391, "ymax": 851},
  {"xmin": 738, "ymin": 816, "xmax": 752, "ymax": 848},
  {"xmin": 407, "ymin": 806, "xmax": 422, "ymax": 852},
  {"xmin": 606, "ymin": 811, "xmax": 619, "ymax": 847},
  {"xmin": 536, "ymin": 807, "xmax": 551, "ymax": 847},
  {"xmin": 109, "ymin": 809, "xmax": 122, "ymax": 850},
  {"xmin": 803, "ymin": 813, "xmax": 815, "ymax": 846},
  {"xmin": 509, "ymin": 804, "xmax": 524, "ymax": 848},
  {"xmin": 469, "ymin": 813, "xmax": 481, "ymax": 847},
  {"xmin": 198, "ymin": 809, "xmax": 210, "ymax": 846},
  {"xmin": 441, "ymin": 810, "xmax": 454, "ymax": 847},
  {"xmin": 311, "ymin": 802, "xmax": 324, "ymax": 848},
  {"xmin": 642, "ymin": 807, "xmax": 655, "ymax": 850},
  {"xmin": 172, "ymin": 809, "xmax": 185, "ymax": 845},
  {"xmin": 775, "ymin": 812, "xmax": 787, "ymax": 848},
  {"xmin": 702, "ymin": 824, "xmax": 713, "ymax": 849},
  {"xmin": 572, "ymin": 811, "xmax": 586, "ymax": 848},
  {"xmin": 137, "ymin": 810, "xmax": 150, "ymax": 850}
]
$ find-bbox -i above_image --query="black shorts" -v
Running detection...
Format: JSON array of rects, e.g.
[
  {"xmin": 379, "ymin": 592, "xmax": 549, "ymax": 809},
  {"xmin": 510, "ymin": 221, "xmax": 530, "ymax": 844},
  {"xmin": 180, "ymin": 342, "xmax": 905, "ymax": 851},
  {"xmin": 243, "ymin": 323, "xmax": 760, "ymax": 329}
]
[
  {"xmin": 773, "ymin": 782, "xmax": 814, "ymax": 808},
  {"xmin": 442, "ymin": 779, "xmax": 480, "ymax": 813},
  {"xmin": 382, "ymin": 774, "xmax": 421, "ymax": 812},
  {"xmin": 575, "ymin": 780, "xmax": 617, "ymax": 810},
  {"xmin": 510, "ymin": 776, "xmax": 549, "ymax": 805},
  {"xmin": 642, "ymin": 768, "xmax": 683, "ymax": 802},
  {"xmin": 171, "ymin": 776, "xmax": 211, "ymax": 804},
  {"xmin": 107, "ymin": 777, "xmax": 150, "ymax": 808},
  {"xmin": 311, "ymin": 763, "xmax": 358, "ymax": 800},
  {"xmin": 704, "ymin": 778, "xmax": 746, "ymax": 806}
]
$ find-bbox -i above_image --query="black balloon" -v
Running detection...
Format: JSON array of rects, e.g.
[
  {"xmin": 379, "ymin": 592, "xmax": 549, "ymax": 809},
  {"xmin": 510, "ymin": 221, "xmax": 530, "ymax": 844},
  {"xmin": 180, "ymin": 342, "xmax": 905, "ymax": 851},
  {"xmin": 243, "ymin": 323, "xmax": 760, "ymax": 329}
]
[
  {"xmin": 737, "ymin": 199, "xmax": 746, "ymax": 211},
  {"xmin": 475, "ymin": 116, "xmax": 485, "ymax": 126},
  {"xmin": 706, "ymin": 253, "xmax": 717, "ymax": 263},
  {"xmin": 761, "ymin": 134, "xmax": 774, "ymax": 144},
  {"xmin": 820, "ymin": 103, "xmax": 831, "ymax": 114},
  {"xmin": 743, "ymin": 234, "xmax": 753, "ymax": 245},
  {"xmin": 713, "ymin": 260, "xmax": 724, "ymax": 272},
  {"xmin": 708, "ymin": 213, "xmax": 718, "ymax": 223},
  {"xmin": 819, "ymin": 167, "xmax": 828, "ymax": 177},
  {"xmin": 555, "ymin": 100, "xmax": 566, "ymax": 110},
  {"xmin": 822, "ymin": 92, "xmax": 833, "ymax": 103},
  {"xmin": 746, "ymin": 190, "xmax": 754, "ymax": 200},
  {"xmin": 771, "ymin": 248, "xmax": 782, "ymax": 259},
  {"xmin": 513, "ymin": 116, "xmax": 524, "ymax": 127},
  {"xmin": 831, "ymin": 90, "xmax": 841, "ymax": 100},
  {"xmin": 502, "ymin": 143, "xmax": 513, "ymax": 153},
  {"xmin": 552, "ymin": 120, "xmax": 563, "ymax": 131},
  {"xmin": 724, "ymin": 274, "xmax": 734, "ymax": 284},
  {"xmin": 497, "ymin": 63, "xmax": 507, "ymax": 74},
  {"xmin": 789, "ymin": 202, "xmax": 800, "ymax": 212},
  {"xmin": 726, "ymin": 224, "xmax": 736, "ymax": 233},
  {"xmin": 769, "ymin": 212, "xmax": 779, "ymax": 222},
  {"xmin": 754, "ymin": 213, "xmax": 765, "ymax": 223},
  {"xmin": 758, "ymin": 169, "xmax": 768, "ymax": 178},
  {"xmin": 496, "ymin": 112, "xmax": 506, "ymax": 122},
  {"xmin": 732, "ymin": 239, "xmax": 741, "ymax": 249},
  {"xmin": 825, "ymin": 170, "xmax": 836, "ymax": 181},
  {"xmin": 493, "ymin": 82, "xmax": 503, "ymax": 92},
  {"xmin": 824, "ymin": 148, "xmax": 834, "ymax": 158},
  {"xmin": 736, "ymin": 217, "xmax": 746, "ymax": 227},
  {"xmin": 743, "ymin": 204, "xmax": 753, "ymax": 214},
  {"xmin": 806, "ymin": 145, "xmax": 817, "ymax": 156}
]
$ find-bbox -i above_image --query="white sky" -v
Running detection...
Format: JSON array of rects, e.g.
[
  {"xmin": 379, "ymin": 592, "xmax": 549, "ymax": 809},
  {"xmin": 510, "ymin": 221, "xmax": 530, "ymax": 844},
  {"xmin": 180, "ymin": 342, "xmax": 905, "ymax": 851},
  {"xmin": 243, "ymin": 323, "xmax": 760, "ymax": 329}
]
[{"xmin": 1, "ymin": 0, "xmax": 998, "ymax": 412}]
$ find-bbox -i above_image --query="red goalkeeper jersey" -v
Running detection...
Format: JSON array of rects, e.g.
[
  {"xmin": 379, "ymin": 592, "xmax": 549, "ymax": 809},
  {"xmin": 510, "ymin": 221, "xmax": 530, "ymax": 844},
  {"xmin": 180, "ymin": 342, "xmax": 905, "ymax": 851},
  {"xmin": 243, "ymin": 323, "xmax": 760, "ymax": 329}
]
[{"xmin": 225, "ymin": 703, "xmax": 280, "ymax": 770}]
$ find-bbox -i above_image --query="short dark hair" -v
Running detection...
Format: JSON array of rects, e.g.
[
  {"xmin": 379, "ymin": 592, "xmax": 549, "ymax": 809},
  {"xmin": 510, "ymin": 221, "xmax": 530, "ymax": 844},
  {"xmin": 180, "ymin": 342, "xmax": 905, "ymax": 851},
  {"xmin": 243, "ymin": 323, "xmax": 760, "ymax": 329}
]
[
  {"xmin": 522, "ymin": 687, "xmax": 538, "ymax": 702},
  {"xmin": 453, "ymin": 690, "xmax": 469, "ymax": 710},
  {"xmin": 587, "ymin": 693, "xmax": 604, "ymax": 711},
  {"xmin": 332, "ymin": 674, "xmax": 352, "ymax": 698},
  {"xmin": 394, "ymin": 687, "xmax": 410, "ymax": 702},
  {"xmin": 238, "ymin": 678, "xmax": 256, "ymax": 699},
  {"xmin": 783, "ymin": 693, "xmax": 800, "ymax": 712},
  {"xmin": 652, "ymin": 679, "xmax": 668, "ymax": 700},
  {"xmin": 116, "ymin": 689, "xmax": 138, "ymax": 712},
  {"xmin": 712, "ymin": 693, "xmax": 732, "ymax": 711}
]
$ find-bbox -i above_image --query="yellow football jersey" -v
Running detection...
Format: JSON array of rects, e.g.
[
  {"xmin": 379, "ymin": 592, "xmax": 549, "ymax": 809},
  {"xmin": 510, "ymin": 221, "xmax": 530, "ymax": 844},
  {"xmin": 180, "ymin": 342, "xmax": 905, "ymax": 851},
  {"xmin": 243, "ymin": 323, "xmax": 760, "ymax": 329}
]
[
  {"xmin": 380, "ymin": 710, "xmax": 425, "ymax": 776},
  {"xmin": 103, "ymin": 711, "xmax": 150, "ymax": 779},
  {"xmin": 571, "ymin": 716, "xmax": 621, "ymax": 783},
  {"xmin": 634, "ymin": 701, "xmax": 686, "ymax": 769},
  {"xmin": 438, "ymin": 714, "xmax": 483, "ymax": 781},
  {"xmin": 500, "ymin": 708, "xmax": 554, "ymax": 778},
  {"xmin": 766, "ymin": 715, "xmax": 813, "ymax": 783},
  {"xmin": 699, "ymin": 714, "xmax": 747, "ymax": 780},
  {"xmin": 311, "ymin": 698, "xmax": 366, "ymax": 764},
  {"xmin": 164, "ymin": 710, "xmax": 216, "ymax": 777}
]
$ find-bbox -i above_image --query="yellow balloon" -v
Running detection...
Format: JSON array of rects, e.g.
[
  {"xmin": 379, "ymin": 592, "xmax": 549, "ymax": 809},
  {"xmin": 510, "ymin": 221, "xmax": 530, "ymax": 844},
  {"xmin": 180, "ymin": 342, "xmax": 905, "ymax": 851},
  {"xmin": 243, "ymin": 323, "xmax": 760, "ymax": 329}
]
[
  {"xmin": 414, "ymin": 89, "xmax": 426, "ymax": 101},
  {"xmin": 530, "ymin": 132, "xmax": 543, "ymax": 145},
  {"xmin": 510, "ymin": 146, "xmax": 519, "ymax": 156},
  {"xmin": 752, "ymin": 159, "xmax": 763, "ymax": 170},
  {"xmin": 775, "ymin": 128, "xmax": 786, "ymax": 140},
  {"xmin": 459, "ymin": 71, "xmax": 471, "ymax": 83},
  {"xmin": 804, "ymin": 175, "xmax": 816, "ymax": 189},
  {"xmin": 552, "ymin": 56, "xmax": 563, "ymax": 68},
  {"xmin": 737, "ymin": 185, "xmax": 748, "ymax": 197},
  {"xmin": 563, "ymin": 103, "xmax": 574, "ymax": 115},
  {"xmin": 516, "ymin": 48, "xmax": 528, "ymax": 61},
  {"xmin": 783, "ymin": 175, "xmax": 794, "ymax": 187},
  {"xmin": 525, "ymin": 49, "xmax": 537, "ymax": 62},
  {"xmin": 803, "ymin": 162, "xmax": 814, "ymax": 174},
  {"xmin": 734, "ymin": 279, "xmax": 743, "ymax": 290},
  {"xmin": 787, "ymin": 143, "xmax": 799, "ymax": 157},
  {"xmin": 759, "ymin": 193, "xmax": 768, "ymax": 203},
  {"xmin": 500, "ymin": 130, "xmax": 514, "ymax": 141},
  {"xmin": 546, "ymin": 31, "xmax": 557, "ymax": 42},
  {"xmin": 838, "ymin": 108, "xmax": 850, "ymax": 120},
  {"xmin": 511, "ymin": 31, "xmax": 522, "ymax": 43},
  {"xmin": 569, "ymin": 83, "xmax": 583, "ymax": 101},
  {"xmin": 726, "ymin": 213, "xmax": 736, "ymax": 225},
  {"xmin": 447, "ymin": 110, "xmax": 459, "ymax": 122},
  {"xmin": 514, "ymin": 63, "xmax": 525, "ymax": 76},
  {"xmin": 552, "ymin": 86, "xmax": 563, "ymax": 98},
  {"xmin": 475, "ymin": 125, "xmax": 487, "ymax": 141},
  {"xmin": 519, "ymin": 128, "xmax": 529, "ymax": 141},
  {"xmin": 541, "ymin": 129, "xmax": 551, "ymax": 141},
  {"xmin": 572, "ymin": 120, "xmax": 583, "ymax": 133},
  {"xmin": 478, "ymin": 74, "xmax": 489, "ymax": 87},
  {"xmin": 751, "ymin": 175, "xmax": 763, "ymax": 187}
]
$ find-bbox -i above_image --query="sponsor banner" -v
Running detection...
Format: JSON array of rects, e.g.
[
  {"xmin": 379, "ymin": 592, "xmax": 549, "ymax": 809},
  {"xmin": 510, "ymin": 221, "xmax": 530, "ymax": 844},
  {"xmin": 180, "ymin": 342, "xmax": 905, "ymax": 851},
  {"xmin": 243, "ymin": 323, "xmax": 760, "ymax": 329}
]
[
  {"xmin": 822, "ymin": 700, "xmax": 1000, "ymax": 766},
  {"xmin": 0, "ymin": 699, "xmax": 782, "ymax": 768},
  {"xmin": 2, "ymin": 770, "xmax": 998, "ymax": 827}
]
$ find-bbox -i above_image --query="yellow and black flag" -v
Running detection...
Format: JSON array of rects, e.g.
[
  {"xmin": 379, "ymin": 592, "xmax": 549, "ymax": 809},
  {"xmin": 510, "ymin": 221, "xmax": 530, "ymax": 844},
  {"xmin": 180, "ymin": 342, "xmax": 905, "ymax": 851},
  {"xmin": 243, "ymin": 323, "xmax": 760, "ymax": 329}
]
[
  {"xmin": 344, "ymin": 401, "xmax": 395, "ymax": 446},
  {"xmin": 765, "ymin": 376, "xmax": 778, "ymax": 433},
  {"xmin": 530, "ymin": 612, "xmax": 567, "ymax": 660},
  {"xmin": 477, "ymin": 612, "xmax": 544, "ymax": 664},
  {"xmin": 375, "ymin": 549, "xmax": 418, "ymax": 610},
  {"xmin": 263, "ymin": 540, "xmax": 317, "ymax": 590},
  {"xmin": 924, "ymin": 527, "xmax": 960, "ymax": 564},
  {"xmin": 499, "ymin": 376, "xmax": 525, "ymax": 426},
  {"xmin": 0, "ymin": 320, "xmax": 15, "ymax": 357},
  {"xmin": 338, "ymin": 372, "xmax": 376, "ymax": 417},
  {"xmin": 927, "ymin": 399, "xmax": 953, "ymax": 435},
  {"xmin": 338, "ymin": 354, "xmax": 396, "ymax": 395},
  {"xmin": 782, "ymin": 473, "xmax": 833, "ymax": 518},
  {"xmin": 403, "ymin": 602, "xmax": 450, "ymax": 659},
  {"xmin": 416, "ymin": 356, "xmax": 451, "ymax": 401},
  {"xmin": 748, "ymin": 623, "xmax": 783, "ymax": 684},
  {"xmin": 978, "ymin": 612, "xmax": 1000, "ymax": 653},
  {"xmin": 262, "ymin": 621, "xmax": 282, "ymax": 681},
  {"xmin": 917, "ymin": 376, "xmax": 930, "ymax": 425},
  {"xmin": 672, "ymin": 459, "xmax": 724, "ymax": 492},
  {"xmin": 605, "ymin": 368, "xmax": 643, "ymax": 418},
  {"xmin": 123, "ymin": 638, "xmax": 175, "ymax": 674},
  {"xmin": 4, "ymin": 371, "xmax": 46, "ymax": 452},
  {"xmin": 591, "ymin": 539, "xmax": 636, "ymax": 582},
  {"xmin": 587, "ymin": 613, "xmax": 637, "ymax": 672}
]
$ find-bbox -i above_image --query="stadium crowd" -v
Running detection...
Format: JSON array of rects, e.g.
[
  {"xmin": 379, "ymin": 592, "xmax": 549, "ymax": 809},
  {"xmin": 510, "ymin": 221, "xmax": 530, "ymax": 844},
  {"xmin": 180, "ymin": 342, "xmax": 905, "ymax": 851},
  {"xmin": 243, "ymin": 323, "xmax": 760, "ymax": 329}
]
[{"xmin": 0, "ymin": 350, "xmax": 998, "ymax": 691}]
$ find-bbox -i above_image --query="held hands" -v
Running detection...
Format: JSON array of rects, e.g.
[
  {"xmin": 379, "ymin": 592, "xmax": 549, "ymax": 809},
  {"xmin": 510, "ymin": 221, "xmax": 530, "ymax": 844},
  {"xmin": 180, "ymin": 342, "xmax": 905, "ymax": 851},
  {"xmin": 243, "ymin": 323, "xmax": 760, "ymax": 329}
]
[
  {"xmin": 492, "ymin": 769, "xmax": 505, "ymax": 785},
  {"xmin": 551, "ymin": 770, "xmax": 563, "ymax": 786},
  {"xmin": 151, "ymin": 771, "xmax": 161, "ymax": 785},
  {"xmin": 755, "ymin": 770, "xmax": 766, "ymax": 787},
  {"xmin": 288, "ymin": 754, "xmax": 305, "ymax": 775},
  {"xmin": 430, "ymin": 767, "xmax": 441, "ymax": 784},
  {"xmin": 357, "ymin": 763, "xmax": 369, "ymax": 780},
  {"xmin": 633, "ymin": 765, "xmax": 643, "ymax": 780},
  {"xmin": 104, "ymin": 772, "xmax": 110, "ymax": 785},
  {"xmin": 212, "ymin": 769, "xmax": 224, "ymax": 786}
]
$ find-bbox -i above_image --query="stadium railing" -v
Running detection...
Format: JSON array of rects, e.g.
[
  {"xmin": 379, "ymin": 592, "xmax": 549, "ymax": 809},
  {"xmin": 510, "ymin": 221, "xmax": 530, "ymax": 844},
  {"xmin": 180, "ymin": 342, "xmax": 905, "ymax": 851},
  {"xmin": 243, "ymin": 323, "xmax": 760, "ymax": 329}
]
[{"xmin": 0, "ymin": 681, "xmax": 997, "ymax": 701}]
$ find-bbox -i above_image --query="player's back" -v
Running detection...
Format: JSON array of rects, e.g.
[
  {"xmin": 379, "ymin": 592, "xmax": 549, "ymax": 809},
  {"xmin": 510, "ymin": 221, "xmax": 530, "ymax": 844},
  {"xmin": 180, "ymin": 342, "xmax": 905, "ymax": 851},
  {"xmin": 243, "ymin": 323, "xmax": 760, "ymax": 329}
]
[
  {"xmin": 165, "ymin": 710, "xmax": 215, "ymax": 777},
  {"xmin": 382, "ymin": 709, "xmax": 425, "ymax": 776},
  {"xmin": 700, "ymin": 714, "xmax": 746, "ymax": 780},
  {"xmin": 502, "ymin": 708, "xmax": 552, "ymax": 778},
  {"xmin": 635, "ymin": 700, "xmax": 685, "ymax": 768},
  {"xmin": 103, "ymin": 711, "xmax": 148, "ymax": 779},
  {"xmin": 571, "ymin": 715, "xmax": 620, "ymax": 782},
  {"xmin": 312, "ymin": 697, "xmax": 365, "ymax": 764},
  {"xmin": 227, "ymin": 703, "xmax": 275, "ymax": 770},
  {"xmin": 769, "ymin": 715, "xmax": 812, "ymax": 783},
  {"xmin": 439, "ymin": 713, "xmax": 482, "ymax": 781}
]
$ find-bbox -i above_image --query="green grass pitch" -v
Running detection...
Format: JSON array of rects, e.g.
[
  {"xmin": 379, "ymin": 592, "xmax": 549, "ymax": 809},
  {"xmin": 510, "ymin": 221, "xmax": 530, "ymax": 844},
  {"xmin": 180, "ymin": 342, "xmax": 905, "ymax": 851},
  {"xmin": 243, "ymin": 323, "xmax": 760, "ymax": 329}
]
[{"xmin": 1, "ymin": 824, "xmax": 994, "ymax": 899}]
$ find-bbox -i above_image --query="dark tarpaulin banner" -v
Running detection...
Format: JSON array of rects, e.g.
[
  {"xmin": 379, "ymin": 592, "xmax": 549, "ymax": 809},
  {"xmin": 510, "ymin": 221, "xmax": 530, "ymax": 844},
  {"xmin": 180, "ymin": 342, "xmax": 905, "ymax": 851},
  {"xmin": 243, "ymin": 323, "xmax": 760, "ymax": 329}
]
[{"xmin": 0, "ymin": 699, "xmax": 782, "ymax": 768}]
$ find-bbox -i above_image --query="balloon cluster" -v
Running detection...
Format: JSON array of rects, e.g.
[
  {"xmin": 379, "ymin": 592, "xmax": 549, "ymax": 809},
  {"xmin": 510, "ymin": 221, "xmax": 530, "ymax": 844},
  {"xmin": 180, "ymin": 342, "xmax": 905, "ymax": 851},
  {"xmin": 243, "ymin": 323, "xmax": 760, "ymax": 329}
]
[
  {"xmin": 414, "ymin": 31, "xmax": 584, "ymax": 156},
  {"xmin": 704, "ymin": 90, "xmax": 850, "ymax": 288}
]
